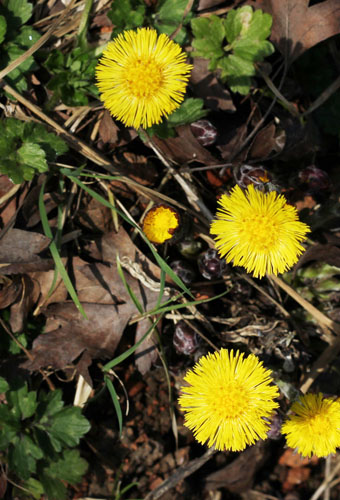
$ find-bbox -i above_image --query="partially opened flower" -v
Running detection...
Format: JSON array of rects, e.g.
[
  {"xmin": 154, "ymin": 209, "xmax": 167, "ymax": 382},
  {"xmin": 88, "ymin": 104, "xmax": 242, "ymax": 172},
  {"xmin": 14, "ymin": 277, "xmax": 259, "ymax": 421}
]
[
  {"xmin": 95, "ymin": 28, "xmax": 192, "ymax": 129},
  {"xmin": 210, "ymin": 184, "xmax": 310, "ymax": 279},
  {"xmin": 178, "ymin": 349, "xmax": 279, "ymax": 451},
  {"xmin": 282, "ymin": 393, "xmax": 340, "ymax": 458},
  {"xmin": 143, "ymin": 205, "xmax": 180, "ymax": 244}
]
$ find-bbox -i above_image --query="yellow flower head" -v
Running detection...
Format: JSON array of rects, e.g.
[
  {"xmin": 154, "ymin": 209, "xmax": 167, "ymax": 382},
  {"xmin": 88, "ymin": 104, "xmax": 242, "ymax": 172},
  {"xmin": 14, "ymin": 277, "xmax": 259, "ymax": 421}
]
[
  {"xmin": 282, "ymin": 393, "xmax": 340, "ymax": 458},
  {"xmin": 95, "ymin": 28, "xmax": 192, "ymax": 129},
  {"xmin": 143, "ymin": 204, "xmax": 180, "ymax": 244},
  {"xmin": 210, "ymin": 184, "xmax": 310, "ymax": 279},
  {"xmin": 178, "ymin": 349, "xmax": 279, "ymax": 451}
]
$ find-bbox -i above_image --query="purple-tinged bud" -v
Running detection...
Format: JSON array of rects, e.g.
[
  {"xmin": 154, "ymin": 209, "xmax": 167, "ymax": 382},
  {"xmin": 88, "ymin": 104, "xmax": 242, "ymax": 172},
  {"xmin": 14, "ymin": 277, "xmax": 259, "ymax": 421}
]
[
  {"xmin": 190, "ymin": 120, "xmax": 218, "ymax": 146},
  {"xmin": 198, "ymin": 248, "xmax": 227, "ymax": 280},
  {"xmin": 170, "ymin": 260, "xmax": 196, "ymax": 285},
  {"xmin": 173, "ymin": 321, "xmax": 199, "ymax": 355},
  {"xmin": 298, "ymin": 165, "xmax": 330, "ymax": 193},
  {"xmin": 236, "ymin": 164, "xmax": 272, "ymax": 189}
]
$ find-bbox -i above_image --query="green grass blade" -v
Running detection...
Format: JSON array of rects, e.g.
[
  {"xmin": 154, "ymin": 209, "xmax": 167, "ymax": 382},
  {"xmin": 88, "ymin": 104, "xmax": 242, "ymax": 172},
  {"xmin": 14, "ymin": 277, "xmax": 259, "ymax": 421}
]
[
  {"xmin": 104, "ymin": 375, "xmax": 123, "ymax": 436},
  {"xmin": 102, "ymin": 315, "xmax": 162, "ymax": 372},
  {"xmin": 39, "ymin": 181, "xmax": 87, "ymax": 319},
  {"xmin": 116, "ymin": 255, "xmax": 143, "ymax": 314}
]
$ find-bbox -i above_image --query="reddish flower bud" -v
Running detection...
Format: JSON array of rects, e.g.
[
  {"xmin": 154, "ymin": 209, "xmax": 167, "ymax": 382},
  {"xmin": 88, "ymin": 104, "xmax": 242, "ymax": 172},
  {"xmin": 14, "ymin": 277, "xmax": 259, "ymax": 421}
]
[
  {"xmin": 198, "ymin": 248, "xmax": 227, "ymax": 280},
  {"xmin": 173, "ymin": 321, "xmax": 199, "ymax": 355},
  {"xmin": 190, "ymin": 120, "xmax": 218, "ymax": 146}
]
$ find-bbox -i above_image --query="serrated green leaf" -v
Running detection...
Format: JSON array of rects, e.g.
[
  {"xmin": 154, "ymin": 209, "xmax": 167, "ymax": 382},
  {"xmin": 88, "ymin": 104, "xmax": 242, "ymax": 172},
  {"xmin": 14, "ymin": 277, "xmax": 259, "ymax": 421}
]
[
  {"xmin": 17, "ymin": 142, "xmax": 48, "ymax": 175},
  {"xmin": 243, "ymin": 9, "xmax": 273, "ymax": 41},
  {"xmin": 224, "ymin": 7, "xmax": 247, "ymax": 44},
  {"xmin": 1, "ymin": 116, "xmax": 25, "ymax": 138},
  {"xmin": 47, "ymin": 407, "xmax": 90, "ymax": 447},
  {"xmin": 157, "ymin": 0, "xmax": 190, "ymax": 25},
  {"xmin": 7, "ymin": 384, "xmax": 37, "ymax": 419},
  {"xmin": 24, "ymin": 123, "xmax": 68, "ymax": 159},
  {"xmin": 219, "ymin": 54, "xmax": 254, "ymax": 94},
  {"xmin": 45, "ymin": 449, "xmax": 88, "ymax": 484},
  {"xmin": 37, "ymin": 390, "xmax": 64, "ymax": 421},
  {"xmin": 40, "ymin": 474, "xmax": 66, "ymax": 500},
  {"xmin": 9, "ymin": 437, "xmax": 37, "ymax": 479},
  {"xmin": 5, "ymin": 0, "xmax": 33, "ymax": 25},
  {"xmin": 0, "ymin": 15, "xmax": 6, "ymax": 43},
  {"xmin": 22, "ymin": 434, "xmax": 44, "ymax": 460},
  {"xmin": 107, "ymin": 0, "xmax": 145, "ymax": 34},
  {"xmin": 0, "ymin": 376, "xmax": 9, "ymax": 393},
  {"xmin": 15, "ymin": 25, "xmax": 40, "ymax": 48},
  {"xmin": 18, "ymin": 387, "xmax": 37, "ymax": 419},
  {"xmin": 233, "ymin": 38, "xmax": 274, "ymax": 62},
  {"xmin": 191, "ymin": 15, "xmax": 225, "ymax": 62},
  {"xmin": 21, "ymin": 478, "xmax": 44, "ymax": 500},
  {"xmin": 6, "ymin": 43, "xmax": 36, "ymax": 72},
  {"xmin": 168, "ymin": 98, "xmax": 208, "ymax": 126}
]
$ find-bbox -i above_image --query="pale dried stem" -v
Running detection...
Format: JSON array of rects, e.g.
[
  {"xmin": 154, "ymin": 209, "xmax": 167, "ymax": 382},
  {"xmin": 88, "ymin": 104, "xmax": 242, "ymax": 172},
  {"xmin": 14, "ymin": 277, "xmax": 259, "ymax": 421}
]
[{"xmin": 309, "ymin": 457, "xmax": 340, "ymax": 500}]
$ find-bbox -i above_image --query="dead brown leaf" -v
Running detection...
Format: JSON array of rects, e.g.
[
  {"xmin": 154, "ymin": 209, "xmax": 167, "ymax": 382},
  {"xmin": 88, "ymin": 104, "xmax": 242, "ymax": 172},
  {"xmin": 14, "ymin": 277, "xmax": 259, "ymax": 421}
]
[
  {"xmin": 0, "ymin": 228, "xmax": 52, "ymax": 274},
  {"xmin": 295, "ymin": 243, "xmax": 340, "ymax": 270},
  {"xmin": 190, "ymin": 58, "xmax": 236, "ymax": 112},
  {"xmin": 248, "ymin": 122, "xmax": 286, "ymax": 159},
  {"xmin": 204, "ymin": 442, "xmax": 267, "ymax": 493},
  {"xmin": 260, "ymin": 0, "xmax": 340, "ymax": 62},
  {"xmin": 23, "ymin": 227, "xmax": 166, "ymax": 380},
  {"xmin": 153, "ymin": 124, "xmax": 218, "ymax": 165}
]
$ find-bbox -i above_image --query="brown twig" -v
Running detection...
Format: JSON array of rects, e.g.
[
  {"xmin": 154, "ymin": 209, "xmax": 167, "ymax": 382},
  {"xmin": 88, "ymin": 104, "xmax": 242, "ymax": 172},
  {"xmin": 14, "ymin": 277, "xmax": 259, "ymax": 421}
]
[{"xmin": 144, "ymin": 447, "xmax": 216, "ymax": 500}]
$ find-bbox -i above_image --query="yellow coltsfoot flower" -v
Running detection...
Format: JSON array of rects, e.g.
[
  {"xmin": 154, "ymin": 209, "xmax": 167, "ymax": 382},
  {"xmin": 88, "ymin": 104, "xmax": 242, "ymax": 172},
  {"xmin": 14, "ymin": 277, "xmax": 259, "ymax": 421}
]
[
  {"xmin": 210, "ymin": 184, "xmax": 310, "ymax": 279},
  {"xmin": 178, "ymin": 349, "xmax": 279, "ymax": 452},
  {"xmin": 142, "ymin": 204, "xmax": 180, "ymax": 244},
  {"xmin": 95, "ymin": 28, "xmax": 192, "ymax": 129},
  {"xmin": 282, "ymin": 393, "xmax": 340, "ymax": 458}
]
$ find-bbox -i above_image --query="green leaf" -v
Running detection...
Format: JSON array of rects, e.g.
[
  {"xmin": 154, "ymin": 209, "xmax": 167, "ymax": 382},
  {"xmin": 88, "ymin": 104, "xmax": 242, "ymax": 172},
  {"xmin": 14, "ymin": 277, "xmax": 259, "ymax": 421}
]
[
  {"xmin": 40, "ymin": 474, "xmax": 66, "ymax": 500},
  {"xmin": 4, "ymin": 0, "xmax": 33, "ymax": 25},
  {"xmin": 45, "ymin": 449, "xmax": 88, "ymax": 484},
  {"xmin": 218, "ymin": 54, "xmax": 255, "ymax": 94},
  {"xmin": 0, "ymin": 376, "xmax": 9, "ymax": 393},
  {"xmin": 107, "ymin": 0, "xmax": 145, "ymax": 35},
  {"xmin": 17, "ymin": 142, "xmax": 48, "ymax": 176},
  {"xmin": 147, "ymin": 98, "xmax": 208, "ymax": 138},
  {"xmin": 21, "ymin": 478, "xmax": 44, "ymax": 500},
  {"xmin": 47, "ymin": 407, "xmax": 90, "ymax": 447},
  {"xmin": 191, "ymin": 15, "xmax": 225, "ymax": 64},
  {"xmin": 156, "ymin": 0, "xmax": 193, "ymax": 39},
  {"xmin": 9, "ymin": 436, "xmax": 37, "ymax": 479},
  {"xmin": 168, "ymin": 98, "xmax": 208, "ymax": 126},
  {"xmin": 24, "ymin": 123, "xmax": 68, "ymax": 159},
  {"xmin": 15, "ymin": 25, "xmax": 40, "ymax": 48},
  {"xmin": 37, "ymin": 390, "xmax": 64, "ymax": 421},
  {"xmin": 0, "ymin": 15, "xmax": 6, "ymax": 43},
  {"xmin": 7, "ymin": 384, "xmax": 37, "ymax": 419},
  {"xmin": 233, "ymin": 38, "xmax": 274, "ymax": 62}
]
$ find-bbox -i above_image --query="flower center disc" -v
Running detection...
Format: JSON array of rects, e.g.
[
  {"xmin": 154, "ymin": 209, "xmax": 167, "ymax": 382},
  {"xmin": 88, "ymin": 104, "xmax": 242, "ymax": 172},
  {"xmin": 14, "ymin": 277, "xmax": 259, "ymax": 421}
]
[
  {"xmin": 307, "ymin": 412, "xmax": 333, "ymax": 435},
  {"xmin": 240, "ymin": 214, "xmax": 279, "ymax": 251},
  {"xmin": 125, "ymin": 59, "xmax": 163, "ymax": 98},
  {"xmin": 210, "ymin": 382, "xmax": 249, "ymax": 419}
]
